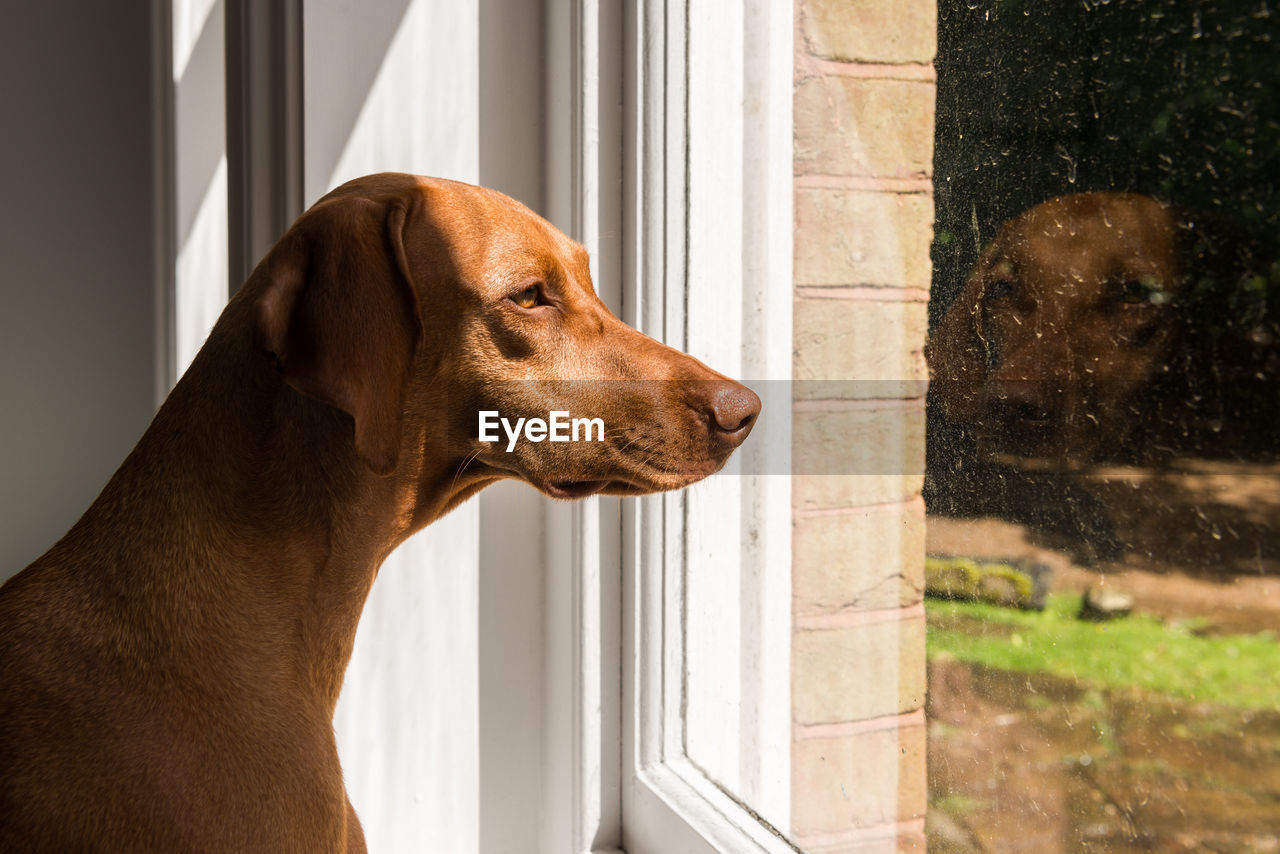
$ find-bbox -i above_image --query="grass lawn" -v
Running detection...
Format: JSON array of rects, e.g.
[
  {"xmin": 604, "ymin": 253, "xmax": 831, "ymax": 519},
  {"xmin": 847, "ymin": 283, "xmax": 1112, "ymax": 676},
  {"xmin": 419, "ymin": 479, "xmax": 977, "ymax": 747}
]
[{"xmin": 926, "ymin": 593, "xmax": 1280, "ymax": 711}]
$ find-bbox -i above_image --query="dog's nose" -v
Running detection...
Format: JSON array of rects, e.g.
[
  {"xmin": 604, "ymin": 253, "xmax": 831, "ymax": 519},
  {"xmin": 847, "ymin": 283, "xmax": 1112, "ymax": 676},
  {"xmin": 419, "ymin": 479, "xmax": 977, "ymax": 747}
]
[
  {"xmin": 707, "ymin": 383, "xmax": 761, "ymax": 439},
  {"xmin": 984, "ymin": 382, "xmax": 1056, "ymax": 435}
]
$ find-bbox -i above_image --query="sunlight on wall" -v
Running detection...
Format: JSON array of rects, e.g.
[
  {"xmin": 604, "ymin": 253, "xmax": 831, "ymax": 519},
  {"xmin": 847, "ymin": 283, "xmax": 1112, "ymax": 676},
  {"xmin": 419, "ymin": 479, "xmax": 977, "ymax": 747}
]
[
  {"xmin": 172, "ymin": 0, "xmax": 218, "ymax": 81},
  {"xmin": 326, "ymin": 2, "xmax": 479, "ymax": 188},
  {"xmin": 304, "ymin": 0, "xmax": 479, "ymax": 200},
  {"xmin": 175, "ymin": 156, "xmax": 228, "ymax": 374},
  {"xmin": 172, "ymin": 0, "xmax": 227, "ymax": 378},
  {"xmin": 789, "ymin": 2, "xmax": 934, "ymax": 844}
]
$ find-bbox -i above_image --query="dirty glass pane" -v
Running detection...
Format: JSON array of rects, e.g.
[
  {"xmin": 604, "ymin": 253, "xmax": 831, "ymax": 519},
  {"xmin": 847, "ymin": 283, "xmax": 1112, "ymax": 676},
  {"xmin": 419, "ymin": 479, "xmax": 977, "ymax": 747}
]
[{"xmin": 926, "ymin": 1, "xmax": 1280, "ymax": 850}]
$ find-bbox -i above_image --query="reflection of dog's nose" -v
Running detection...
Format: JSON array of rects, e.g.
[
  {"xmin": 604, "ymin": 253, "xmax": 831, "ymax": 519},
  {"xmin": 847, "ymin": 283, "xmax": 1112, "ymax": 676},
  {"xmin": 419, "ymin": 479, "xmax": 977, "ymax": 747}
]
[
  {"xmin": 706, "ymin": 383, "xmax": 762, "ymax": 443},
  {"xmin": 986, "ymin": 383, "xmax": 1055, "ymax": 431}
]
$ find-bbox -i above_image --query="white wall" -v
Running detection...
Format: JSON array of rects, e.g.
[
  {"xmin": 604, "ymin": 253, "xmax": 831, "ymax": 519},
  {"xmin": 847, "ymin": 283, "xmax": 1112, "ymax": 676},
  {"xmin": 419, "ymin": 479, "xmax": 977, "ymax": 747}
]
[{"xmin": 0, "ymin": 3, "xmax": 161, "ymax": 577}]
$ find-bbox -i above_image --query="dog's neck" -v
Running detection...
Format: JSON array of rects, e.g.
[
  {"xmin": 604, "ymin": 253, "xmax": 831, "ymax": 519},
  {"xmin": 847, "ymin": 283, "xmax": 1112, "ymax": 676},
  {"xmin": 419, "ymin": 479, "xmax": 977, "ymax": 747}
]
[{"xmin": 39, "ymin": 298, "xmax": 479, "ymax": 713}]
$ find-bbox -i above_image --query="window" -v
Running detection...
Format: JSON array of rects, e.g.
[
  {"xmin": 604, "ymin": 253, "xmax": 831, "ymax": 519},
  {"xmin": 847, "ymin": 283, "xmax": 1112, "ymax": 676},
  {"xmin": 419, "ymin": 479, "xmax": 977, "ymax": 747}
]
[
  {"xmin": 618, "ymin": 1, "xmax": 794, "ymax": 849},
  {"xmin": 926, "ymin": 1, "xmax": 1280, "ymax": 850}
]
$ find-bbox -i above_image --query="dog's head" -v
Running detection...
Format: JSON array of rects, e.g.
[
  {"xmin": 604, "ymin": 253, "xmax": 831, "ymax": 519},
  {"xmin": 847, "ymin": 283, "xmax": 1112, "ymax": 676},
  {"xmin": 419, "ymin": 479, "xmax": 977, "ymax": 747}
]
[
  {"xmin": 250, "ymin": 173, "xmax": 759, "ymax": 513},
  {"xmin": 927, "ymin": 192, "xmax": 1183, "ymax": 462}
]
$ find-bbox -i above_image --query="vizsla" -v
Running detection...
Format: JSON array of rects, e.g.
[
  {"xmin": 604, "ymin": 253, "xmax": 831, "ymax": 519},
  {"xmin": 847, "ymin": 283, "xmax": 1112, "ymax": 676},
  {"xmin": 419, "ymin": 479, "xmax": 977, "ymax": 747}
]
[
  {"xmin": 928, "ymin": 192, "xmax": 1183, "ymax": 463},
  {"xmin": 0, "ymin": 173, "xmax": 760, "ymax": 852}
]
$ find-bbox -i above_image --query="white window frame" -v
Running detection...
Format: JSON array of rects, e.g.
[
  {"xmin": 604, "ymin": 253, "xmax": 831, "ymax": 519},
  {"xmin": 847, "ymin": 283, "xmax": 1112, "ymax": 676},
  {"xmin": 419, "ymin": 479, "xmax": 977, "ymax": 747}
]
[{"xmin": 554, "ymin": 1, "xmax": 795, "ymax": 851}]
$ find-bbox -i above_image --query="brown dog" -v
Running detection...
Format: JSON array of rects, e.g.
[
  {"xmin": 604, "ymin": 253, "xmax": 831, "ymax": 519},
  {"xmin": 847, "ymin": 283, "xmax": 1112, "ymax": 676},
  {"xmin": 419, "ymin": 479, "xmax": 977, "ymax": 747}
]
[
  {"xmin": 928, "ymin": 192, "xmax": 1184, "ymax": 463},
  {"xmin": 0, "ymin": 173, "xmax": 759, "ymax": 853}
]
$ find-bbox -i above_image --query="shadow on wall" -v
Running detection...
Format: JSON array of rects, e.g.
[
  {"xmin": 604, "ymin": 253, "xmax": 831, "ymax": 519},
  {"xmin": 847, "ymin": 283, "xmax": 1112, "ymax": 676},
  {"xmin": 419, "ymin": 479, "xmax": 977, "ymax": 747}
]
[{"xmin": 0, "ymin": 3, "xmax": 158, "ymax": 575}]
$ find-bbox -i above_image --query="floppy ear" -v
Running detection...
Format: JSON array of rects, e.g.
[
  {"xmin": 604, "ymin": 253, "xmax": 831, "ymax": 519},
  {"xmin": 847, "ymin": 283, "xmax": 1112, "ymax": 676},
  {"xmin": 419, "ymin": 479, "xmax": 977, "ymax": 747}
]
[
  {"xmin": 254, "ymin": 196, "xmax": 422, "ymax": 475},
  {"xmin": 927, "ymin": 269, "xmax": 990, "ymax": 423}
]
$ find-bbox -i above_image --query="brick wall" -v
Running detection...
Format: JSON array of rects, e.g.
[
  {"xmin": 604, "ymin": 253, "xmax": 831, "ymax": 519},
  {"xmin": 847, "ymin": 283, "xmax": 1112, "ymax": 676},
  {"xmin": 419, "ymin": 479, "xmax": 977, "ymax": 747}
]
[{"xmin": 791, "ymin": 1, "xmax": 936, "ymax": 851}]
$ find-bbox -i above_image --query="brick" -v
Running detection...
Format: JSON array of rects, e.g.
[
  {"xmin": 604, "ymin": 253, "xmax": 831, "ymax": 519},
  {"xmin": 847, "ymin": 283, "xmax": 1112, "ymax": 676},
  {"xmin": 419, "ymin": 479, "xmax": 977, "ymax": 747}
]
[
  {"xmin": 792, "ymin": 723, "xmax": 927, "ymax": 836},
  {"xmin": 800, "ymin": 0, "xmax": 937, "ymax": 65},
  {"xmin": 794, "ymin": 503, "xmax": 925, "ymax": 614},
  {"xmin": 792, "ymin": 473, "xmax": 924, "ymax": 511},
  {"xmin": 795, "ymin": 189, "xmax": 934, "ymax": 288},
  {"xmin": 792, "ymin": 833, "xmax": 926, "ymax": 854},
  {"xmin": 793, "ymin": 617, "xmax": 927, "ymax": 724},
  {"xmin": 794, "ymin": 298, "xmax": 928, "ymax": 388},
  {"xmin": 791, "ymin": 403, "xmax": 925, "ymax": 479},
  {"xmin": 799, "ymin": 837, "xmax": 897, "ymax": 854},
  {"xmin": 795, "ymin": 76, "xmax": 935, "ymax": 178}
]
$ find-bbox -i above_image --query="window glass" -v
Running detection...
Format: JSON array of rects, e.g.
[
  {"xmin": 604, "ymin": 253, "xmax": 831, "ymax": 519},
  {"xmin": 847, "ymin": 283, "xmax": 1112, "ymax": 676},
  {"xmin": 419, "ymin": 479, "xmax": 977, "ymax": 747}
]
[{"xmin": 926, "ymin": 1, "xmax": 1280, "ymax": 849}]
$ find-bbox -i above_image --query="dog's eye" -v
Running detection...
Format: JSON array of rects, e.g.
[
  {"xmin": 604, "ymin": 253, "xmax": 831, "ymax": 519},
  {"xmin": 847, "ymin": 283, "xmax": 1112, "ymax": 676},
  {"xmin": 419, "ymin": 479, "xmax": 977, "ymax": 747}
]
[
  {"xmin": 510, "ymin": 284, "xmax": 543, "ymax": 309},
  {"xmin": 1116, "ymin": 278, "xmax": 1168, "ymax": 306}
]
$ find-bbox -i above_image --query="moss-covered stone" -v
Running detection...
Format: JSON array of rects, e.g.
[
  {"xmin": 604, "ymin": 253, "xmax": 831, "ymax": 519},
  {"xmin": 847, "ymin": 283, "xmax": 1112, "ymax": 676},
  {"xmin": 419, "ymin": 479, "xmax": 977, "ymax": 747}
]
[{"xmin": 926, "ymin": 555, "xmax": 1048, "ymax": 610}]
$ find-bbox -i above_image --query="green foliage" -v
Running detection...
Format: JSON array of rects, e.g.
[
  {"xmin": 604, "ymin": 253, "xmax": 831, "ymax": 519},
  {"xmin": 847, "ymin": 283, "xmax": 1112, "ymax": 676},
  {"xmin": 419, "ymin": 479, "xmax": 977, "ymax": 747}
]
[{"xmin": 927, "ymin": 594, "xmax": 1280, "ymax": 711}]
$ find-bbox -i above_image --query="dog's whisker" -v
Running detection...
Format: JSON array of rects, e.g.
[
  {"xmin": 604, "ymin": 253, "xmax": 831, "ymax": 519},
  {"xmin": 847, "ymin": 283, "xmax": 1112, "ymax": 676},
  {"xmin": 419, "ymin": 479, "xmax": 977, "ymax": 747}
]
[{"xmin": 451, "ymin": 448, "xmax": 485, "ymax": 493}]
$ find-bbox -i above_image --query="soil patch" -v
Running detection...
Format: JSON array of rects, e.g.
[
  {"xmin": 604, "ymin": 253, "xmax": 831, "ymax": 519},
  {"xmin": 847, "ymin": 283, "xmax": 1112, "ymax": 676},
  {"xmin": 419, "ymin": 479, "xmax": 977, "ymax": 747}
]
[
  {"xmin": 926, "ymin": 458, "xmax": 1280, "ymax": 850},
  {"xmin": 927, "ymin": 659, "xmax": 1280, "ymax": 853}
]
